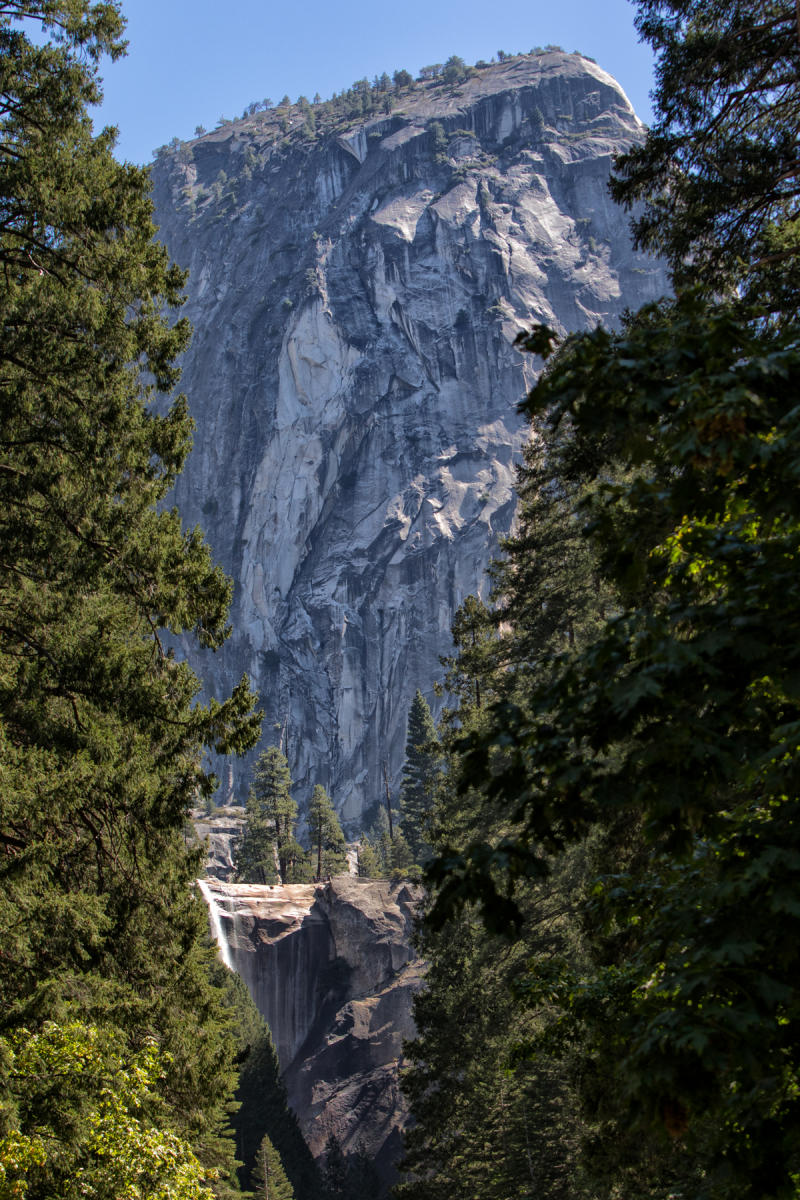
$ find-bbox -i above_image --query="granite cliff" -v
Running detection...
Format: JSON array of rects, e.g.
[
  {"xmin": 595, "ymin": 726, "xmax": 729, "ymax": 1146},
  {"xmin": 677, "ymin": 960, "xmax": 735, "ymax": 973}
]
[
  {"xmin": 200, "ymin": 876, "xmax": 422, "ymax": 1179},
  {"xmin": 151, "ymin": 52, "xmax": 668, "ymax": 821}
]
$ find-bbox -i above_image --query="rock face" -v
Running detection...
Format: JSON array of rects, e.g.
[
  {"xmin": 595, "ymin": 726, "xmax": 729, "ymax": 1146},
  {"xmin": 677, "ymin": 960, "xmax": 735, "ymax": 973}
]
[
  {"xmin": 201, "ymin": 877, "xmax": 422, "ymax": 1178},
  {"xmin": 192, "ymin": 806, "xmax": 244, "ymax": 880},
  {"xmin": 151, "ymin": 53, "xmax": 668, "ymax": 821}
]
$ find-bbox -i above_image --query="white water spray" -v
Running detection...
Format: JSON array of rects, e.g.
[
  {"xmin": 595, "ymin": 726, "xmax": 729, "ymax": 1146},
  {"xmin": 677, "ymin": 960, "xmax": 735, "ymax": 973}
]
[{"xmin": 197, "ymin": 879, "xmax": 235, "ymax": 971}]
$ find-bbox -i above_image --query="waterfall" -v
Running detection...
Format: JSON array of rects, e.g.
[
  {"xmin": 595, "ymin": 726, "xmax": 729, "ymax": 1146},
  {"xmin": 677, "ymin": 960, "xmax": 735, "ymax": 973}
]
[{"xmin": 197, "ymin": 878, "xmax": 235, "ymax": 970}]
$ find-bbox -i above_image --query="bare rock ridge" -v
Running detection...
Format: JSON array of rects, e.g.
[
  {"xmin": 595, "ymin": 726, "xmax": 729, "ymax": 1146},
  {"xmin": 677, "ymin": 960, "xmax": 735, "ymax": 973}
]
[
  {"xmin": 151, "ymin": 53, "xmax": 668, "ymax": 821},
  {"xmin": 200, "ymin": 877, "xmax": 423, "ymax": 1179}
]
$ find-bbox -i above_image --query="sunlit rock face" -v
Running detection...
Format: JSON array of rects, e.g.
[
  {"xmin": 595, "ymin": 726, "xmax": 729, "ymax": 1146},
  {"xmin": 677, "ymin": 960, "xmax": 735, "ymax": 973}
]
[
  {"xmin": 152, "ymin": 52, "xmax": 668, "ymax": 822},
  {"xmin": 200, "ymin": 877, "xmax": 422, "ymax": 1178},
  {"xmin": 192, "ymin": 806, "xmax": 244, "ymax": 880}
]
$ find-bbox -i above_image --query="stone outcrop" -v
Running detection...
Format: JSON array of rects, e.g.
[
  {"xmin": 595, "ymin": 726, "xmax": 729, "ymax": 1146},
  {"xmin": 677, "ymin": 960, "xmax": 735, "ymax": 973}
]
[
  {"xmin": 192, "ymin": 806, "xmax": 244, "ymax": 880},
  {"xmin": 151, "ymin": 53, "xmax": 668, "ymax": 822},
  {"xmin": 201, "ymin": 876, "xmax": 422, "ymax": 1178}
]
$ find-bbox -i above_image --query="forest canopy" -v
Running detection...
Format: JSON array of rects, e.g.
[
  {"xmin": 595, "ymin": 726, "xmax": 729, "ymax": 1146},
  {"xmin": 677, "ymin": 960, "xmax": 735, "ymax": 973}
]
[
  {"xmin": 404, "ymin": 2, "xmax": 800, "ymax": 1198},
  {"xmin": 0, "ymin": 3, "xmax": 263, "ymax": 1195}
]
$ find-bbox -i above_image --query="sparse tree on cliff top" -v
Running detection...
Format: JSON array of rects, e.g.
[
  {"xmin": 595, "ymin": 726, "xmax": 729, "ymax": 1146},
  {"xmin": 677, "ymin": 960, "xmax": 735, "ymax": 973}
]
[
  {"xmin": 443, "ymin": 54, "xmax": 467, "ymax": 83},
  {"xmin": 236, "ymin": 747, "xmax": 301, "ymax": 883},
  {"xmin": 356, "ymin": 834, "xmax": 383, "ymax": 878},
  {"xmin": 307, "ymin": 784, "xmax": 347, "ymax": 880}
]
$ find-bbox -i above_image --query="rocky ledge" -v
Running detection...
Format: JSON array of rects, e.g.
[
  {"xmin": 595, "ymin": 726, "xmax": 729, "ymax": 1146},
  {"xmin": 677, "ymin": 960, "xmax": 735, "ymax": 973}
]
[{"xmin": 201, "ymin": 876, "xmax": 423, "ymax": 1178}]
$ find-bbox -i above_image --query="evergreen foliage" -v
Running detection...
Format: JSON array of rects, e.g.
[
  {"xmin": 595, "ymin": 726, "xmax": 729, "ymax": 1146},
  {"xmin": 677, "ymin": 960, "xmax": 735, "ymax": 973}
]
[
  {"xmin": 364, "ymin": 806, "xmax": 415, "ymax": 879},
  {"xmin": 212, "ymin": 969, "xmax": 320, "ymax": 1200},
  {"xmin": 307, "ymin": 785, "xmax": 348, "ymax": 880},
  {"xmin": 318, "ymin": 1134, "xmax": 385, "ymax": 1200},
  {"xmin": 345, "ymin": 1144, "xmax": 383, "ymax": 1200},
  {"xmin": 611, "ymin": 0, "xmax": 800, "ymax": 311},
  {"xmin": 252, "ymin": 1134, "xmax": 295, "ymax": 1200},
  {"xmin": 0, "ymin": 3, "xmax": 260, "ymax": 1191},
  {"xmin": 321, "ymin": 1135, "xmax": 348, "ymax": 1198},
  {"xmin": 386, "ymin": 826, "xmax": 414, "ymax": 878},
  {"xmin": 235, "ymin": 748, "xmax": 308, "ymax": 884},
  {"xmin": 355, "ymin": 778, "xmax": 423, "ymax": 881},
  {"xmin": 399, "ymin": 691, "xmax": 441, "ymax": 863},
  {"xmin": 438, "ymin": 594, "xmax": 502, "ymax": 713},
  {"xmin": 414, "ymin": 1, "xmax": 800, "ymax": 1196},
  {"xmin": 355, "ymin": 834, "xmax": 382, "ymax": 878},
  {"xmin": 399, "ymin": 909, "xmax": 581, "ymax": 1200},
  {"xmin": 399, "ymin": 572, "xmax": 596, "ymax": 1197}
]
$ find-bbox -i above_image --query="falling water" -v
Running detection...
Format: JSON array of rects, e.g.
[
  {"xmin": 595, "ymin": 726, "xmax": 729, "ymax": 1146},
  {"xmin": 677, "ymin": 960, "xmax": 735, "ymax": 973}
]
[{"xmin": 197, "ymin": 878, "xmax": 235, "ymax": 970}]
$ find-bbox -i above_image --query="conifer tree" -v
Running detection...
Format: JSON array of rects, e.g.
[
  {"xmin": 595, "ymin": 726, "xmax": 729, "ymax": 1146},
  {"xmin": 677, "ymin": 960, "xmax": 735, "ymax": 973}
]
[
  {"xmin": 236, "ymin": 747, "xmax": 302, "ymax": 883},
  {"xmin": 236, "ymin": 785, "xmax": 280, "ymax": 884},
  {"xmin": 346, "ymin": 1144, "xmax": 383, "ymax": 1200},
  {"xmin": 439, "ymin": 595, "xmax": 502, "ymax": 712},
  {"xmin": 356, "ymin": 834, "xmax": 382, "ymax": 878},
  {"xmin": 252, "ymin": 1133, "xmax": 295, "ymax": 1200},
  {"xmin": 610, "ymin": 0, "xmax": 800, "ymax": 311},
  {"xmin": 321, "ymin": 1134, "xmax": 348, "ymax": 1198},
  {"xmin": 224, "ymin": 966, "xmax": 321, "ymax": 1200},
  {"xmin": 307, "ymin": 785, "xmax": 348, "ymax": 880},
  {"xmin": 399, "ymin": 591, "xmax": 588, "ymax": 1200},
  {"xmin": 399, "ymin": 691, "xmax": 441, "ymax": 863},
  {"xmin": 0, "ymin": 2, "xmax": 260, "ymax": 1191},
  {"xmin": 422, "ymin": 3, "xmax": 800, "ymax": 1195},
  {"xmin": 388, "ymin": 826, "xmax": 415, "ymax": 877}
]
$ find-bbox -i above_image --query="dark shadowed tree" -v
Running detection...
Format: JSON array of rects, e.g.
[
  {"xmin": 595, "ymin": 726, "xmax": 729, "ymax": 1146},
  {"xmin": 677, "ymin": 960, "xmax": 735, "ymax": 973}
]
[
  {"xmin": 0, "ymin": 1, "xmax": 260, "ymax": 1192},
  {"xmin": 423, "ymin": 1, "xmax": 800, "ymax": 1192},
  {"xmin": 611, "ymin": 0, "xmax": 800, "ymax": 311},
  {"xmin": 321, "ymin": 1133, "xmax": 348, "ymax": 1198}
]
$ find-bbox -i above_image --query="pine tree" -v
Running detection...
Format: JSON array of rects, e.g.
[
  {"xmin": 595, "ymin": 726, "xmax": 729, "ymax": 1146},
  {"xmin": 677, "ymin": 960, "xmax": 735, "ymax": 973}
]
[
  {"xmin": 321, "ymin": 1134, "xmax": 348, "ymax": 1198},
  {"xmin": 439, "ymin": 595, "xmax": 502, "ymax": 713},
  {"xmin": 346, "ymin": 1143, "xmax": 383, "ymax": 1199},
  {"xmin": 490, "ymin": 433, "xmax": 614, "ymax": 664},
  {"xmin": 610, "ymin": 0, "xmax": 800, "ymax": 311},
  {"xmin": 399, "ymin": 691, "xmax": 441, "ymax": 863},
  {"xmin": 307, "ymin": 785, "xmax": 348, "ymax": 880},
  {"xmin": 235, "ymin": 747, "xmax": 300, "ymax": 883},
  {"xmin": 0, "ymin": 3, "xmax": 260, "ymax": 1191},
  {"xmin": 389, "ymin": 826, "xmax": 415, "ymax": 877},
  {"xmin": 236, "ymin": 783, "xmax": 280, "ymax": 883},
  {"xmin": 424, "ymin": 3, "xmax": 800, "ymax": 1193},
  {"xmin": 252, "ymin": 1133, "xmax": 295, "ymax": 1200},
  {"xmin": 356, "ymin": 834, "xmax": 382, "ymax": 878}
]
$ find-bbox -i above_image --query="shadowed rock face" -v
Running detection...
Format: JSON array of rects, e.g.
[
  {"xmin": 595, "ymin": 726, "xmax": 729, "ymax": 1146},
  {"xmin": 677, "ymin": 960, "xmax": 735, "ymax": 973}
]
[
  {"xmin": 201, "ymin": 877, "xmax": 422, "ymax": 1178},
  {"xmin": 151, "ymin": 53, "xmax": 668, "ymax": 821}
]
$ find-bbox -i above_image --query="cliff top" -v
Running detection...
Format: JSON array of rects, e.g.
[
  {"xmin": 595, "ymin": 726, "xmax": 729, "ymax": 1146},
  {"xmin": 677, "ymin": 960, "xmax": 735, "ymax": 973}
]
[{"xmin": 155, "ymin": 50, "xmax": 641, "ymax": 166}]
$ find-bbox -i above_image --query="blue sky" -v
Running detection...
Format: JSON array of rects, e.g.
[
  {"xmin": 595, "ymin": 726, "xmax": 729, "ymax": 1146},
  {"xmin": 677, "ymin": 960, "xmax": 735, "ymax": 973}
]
[{"xmin": 93, "ymin": 0, "xmax": 657, "ymax": 164}]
